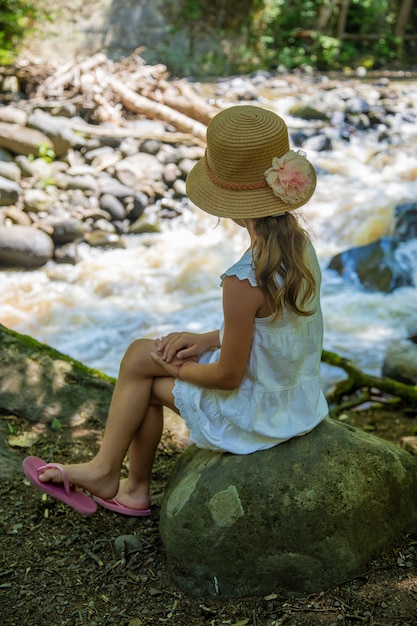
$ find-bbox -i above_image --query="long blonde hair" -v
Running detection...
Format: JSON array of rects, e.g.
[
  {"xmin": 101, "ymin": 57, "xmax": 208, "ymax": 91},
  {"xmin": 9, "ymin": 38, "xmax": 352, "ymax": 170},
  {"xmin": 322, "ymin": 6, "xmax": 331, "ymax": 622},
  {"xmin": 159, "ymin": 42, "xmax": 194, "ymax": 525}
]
[{"xmin": 252, "ymin": 213, "xmax": 317, "ymax": 319}]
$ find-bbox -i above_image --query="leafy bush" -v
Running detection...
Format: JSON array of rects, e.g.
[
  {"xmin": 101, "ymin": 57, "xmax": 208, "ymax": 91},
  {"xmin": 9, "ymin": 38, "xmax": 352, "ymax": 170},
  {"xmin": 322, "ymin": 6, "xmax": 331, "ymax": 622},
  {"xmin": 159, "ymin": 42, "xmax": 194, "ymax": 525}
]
[
  {"xmin": 0, "ymin": 0, "xmax": 51, "ymax": 63},
  {"xmin": 166, "ymin": 0, "xmax": 416, "ymax": 74}
]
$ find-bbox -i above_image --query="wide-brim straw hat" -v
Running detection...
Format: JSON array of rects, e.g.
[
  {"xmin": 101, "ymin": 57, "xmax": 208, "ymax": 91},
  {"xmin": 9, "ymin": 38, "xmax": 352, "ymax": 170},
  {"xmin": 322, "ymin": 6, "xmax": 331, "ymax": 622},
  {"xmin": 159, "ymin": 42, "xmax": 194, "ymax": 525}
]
[{"xmin": 186, "ymin": 104, "xmax": 317, "ymax": 219}]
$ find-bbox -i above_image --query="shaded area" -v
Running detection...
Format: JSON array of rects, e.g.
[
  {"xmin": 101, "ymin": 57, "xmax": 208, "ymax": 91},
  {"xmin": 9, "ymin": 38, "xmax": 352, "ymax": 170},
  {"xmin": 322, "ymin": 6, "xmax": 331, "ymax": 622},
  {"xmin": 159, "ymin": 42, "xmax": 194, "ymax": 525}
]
[
  {"xmin": 1, "ymin": 324, "xmax": 417, "ymax": 623},
  {"xmin": 1, "ymin": 412, "xmax": 417, "ymax": 625}
]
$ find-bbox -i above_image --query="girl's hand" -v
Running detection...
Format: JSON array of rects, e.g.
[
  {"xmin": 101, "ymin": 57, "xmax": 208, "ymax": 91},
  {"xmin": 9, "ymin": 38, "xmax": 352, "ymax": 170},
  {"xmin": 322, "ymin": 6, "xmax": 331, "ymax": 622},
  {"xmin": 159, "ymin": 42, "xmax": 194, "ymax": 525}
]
[
  {"xmin": 155, "ymin": 331, "xmax": 218, "ymax": 363},
  {"xmin": 150, "ymin": 351, "xmax": 196, "ymax": 378},
  {"xmin": 150, "ymin": 350, "xmax": 182, "ymax": 377}
]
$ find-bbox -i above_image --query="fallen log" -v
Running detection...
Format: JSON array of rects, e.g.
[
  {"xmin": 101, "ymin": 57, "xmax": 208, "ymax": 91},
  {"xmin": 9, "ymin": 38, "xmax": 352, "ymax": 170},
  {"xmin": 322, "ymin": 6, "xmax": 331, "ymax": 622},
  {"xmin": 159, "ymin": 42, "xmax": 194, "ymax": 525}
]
[
  {"xmin": 322, "ymin": 349, "xmax": 417, "ymax": 407},
  {"xmin": 106, "ymin": 75, "xmax": 208, "ymax": 141},
  {"xmin": 142, "ymin": 78, "xmax": 219, "ymax": 126}
]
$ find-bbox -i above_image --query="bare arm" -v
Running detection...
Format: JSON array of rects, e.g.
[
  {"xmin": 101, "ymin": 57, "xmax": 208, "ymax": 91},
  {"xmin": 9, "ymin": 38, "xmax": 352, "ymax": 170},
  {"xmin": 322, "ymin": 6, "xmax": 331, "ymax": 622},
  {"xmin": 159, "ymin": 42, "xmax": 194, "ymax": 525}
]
[
  {"xmin": 151, "ymin": 276, "xmax": 265, "ymax": 390},
  {"xmin": 155, "ymin": 329, "xmax": 220, "ymax": 362}
]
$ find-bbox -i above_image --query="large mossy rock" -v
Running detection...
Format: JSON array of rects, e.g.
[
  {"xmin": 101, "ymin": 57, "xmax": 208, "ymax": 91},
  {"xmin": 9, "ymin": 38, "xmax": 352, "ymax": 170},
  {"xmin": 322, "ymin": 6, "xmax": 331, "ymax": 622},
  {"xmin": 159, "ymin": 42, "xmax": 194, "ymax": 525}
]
[
  {"xmin": 159, "ymin": 419, "xmax": 417, "ymax": 598},
  {"xmin": 0, "ymin": 323, "xmax": 114, "ymax": 425},
  {"xmin": 0, "ymin": 323, "xmax": 115, "ymax": 478}
]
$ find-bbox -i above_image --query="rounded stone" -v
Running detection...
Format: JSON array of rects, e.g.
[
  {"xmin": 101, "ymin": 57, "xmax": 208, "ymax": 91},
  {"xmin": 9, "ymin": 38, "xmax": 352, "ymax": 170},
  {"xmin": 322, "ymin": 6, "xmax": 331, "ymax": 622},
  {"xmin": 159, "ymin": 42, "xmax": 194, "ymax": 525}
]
[{"xmin": 159, "ymin": 419, "xmax": 417, "ymax": 598}]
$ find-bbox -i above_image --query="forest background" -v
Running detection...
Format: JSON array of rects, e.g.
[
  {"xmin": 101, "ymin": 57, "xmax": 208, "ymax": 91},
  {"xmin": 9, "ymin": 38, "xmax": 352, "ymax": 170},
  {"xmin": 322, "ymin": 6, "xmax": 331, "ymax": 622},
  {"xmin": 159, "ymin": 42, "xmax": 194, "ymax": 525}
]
[{"xmin": 0, "ymin": 0, "xmax": 416, "ymax": 77}]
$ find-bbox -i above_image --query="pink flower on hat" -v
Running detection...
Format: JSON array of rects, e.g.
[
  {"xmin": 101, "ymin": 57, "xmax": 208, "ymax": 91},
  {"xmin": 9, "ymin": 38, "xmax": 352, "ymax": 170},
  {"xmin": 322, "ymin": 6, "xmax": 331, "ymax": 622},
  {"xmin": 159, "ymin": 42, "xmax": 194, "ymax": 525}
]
[{"xmin": 264, "ymin": 150, "xmax": 313, "ymax": 203}]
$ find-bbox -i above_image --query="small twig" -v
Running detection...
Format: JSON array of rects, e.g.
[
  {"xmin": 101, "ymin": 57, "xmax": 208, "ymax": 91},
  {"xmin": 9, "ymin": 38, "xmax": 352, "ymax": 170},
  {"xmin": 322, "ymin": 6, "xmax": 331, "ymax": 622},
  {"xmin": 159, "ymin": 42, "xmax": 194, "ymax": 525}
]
[{"xmin": 83, "ymin": 547, "xmax": 104, "ymax": 567}]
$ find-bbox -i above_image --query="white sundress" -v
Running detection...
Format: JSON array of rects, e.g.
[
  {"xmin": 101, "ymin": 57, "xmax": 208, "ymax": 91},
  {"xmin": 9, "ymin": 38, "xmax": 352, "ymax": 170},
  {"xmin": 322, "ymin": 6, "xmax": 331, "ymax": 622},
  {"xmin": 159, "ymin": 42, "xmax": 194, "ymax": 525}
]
[{"xmin": 172, "ymin": 243, "xmax": 329, "ymax": 454}]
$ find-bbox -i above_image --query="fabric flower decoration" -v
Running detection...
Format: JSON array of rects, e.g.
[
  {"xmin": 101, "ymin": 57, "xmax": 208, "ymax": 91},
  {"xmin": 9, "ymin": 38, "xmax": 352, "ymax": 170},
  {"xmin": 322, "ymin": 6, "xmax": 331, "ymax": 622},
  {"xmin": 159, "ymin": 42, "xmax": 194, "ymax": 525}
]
[{"xmin": 264, "ymin": 150, "xmax": 313, "ymax": 203}]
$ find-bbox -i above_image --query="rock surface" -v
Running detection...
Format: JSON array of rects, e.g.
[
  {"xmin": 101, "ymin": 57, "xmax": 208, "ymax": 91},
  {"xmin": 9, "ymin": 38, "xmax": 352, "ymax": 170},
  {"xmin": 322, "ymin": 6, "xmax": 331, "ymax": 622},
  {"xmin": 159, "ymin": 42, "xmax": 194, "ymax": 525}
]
[
  {"xmin": 382, "ymin": 339, "xmax": 417, "ymax": 385},
  {"xmin": 159, "ymin": 419, "xmax": 417, "ymax": 598},
  {"xmin": 327, "ymin": 203, "xmax": 417, "ymax": 293}
]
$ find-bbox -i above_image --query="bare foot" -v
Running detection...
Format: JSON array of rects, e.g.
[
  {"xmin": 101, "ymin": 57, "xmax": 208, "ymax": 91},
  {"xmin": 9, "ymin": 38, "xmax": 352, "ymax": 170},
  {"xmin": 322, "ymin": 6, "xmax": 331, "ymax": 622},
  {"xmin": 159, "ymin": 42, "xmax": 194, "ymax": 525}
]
[
  {"xmin": 112, "ymin": 478, "xmax": 151, "ymax": 511},
  {"xmin": 38, "ymin": 460, "xmax": 120, "ymax": 501}
]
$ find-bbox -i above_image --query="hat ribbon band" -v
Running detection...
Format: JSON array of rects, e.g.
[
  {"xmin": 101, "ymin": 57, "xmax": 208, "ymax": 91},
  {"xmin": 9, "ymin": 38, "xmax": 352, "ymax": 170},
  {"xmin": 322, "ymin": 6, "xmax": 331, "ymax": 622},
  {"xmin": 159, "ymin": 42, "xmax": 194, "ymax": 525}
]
[{"xmin": 204, "ymin": 153, "xmax": 268, "ymax": 191}]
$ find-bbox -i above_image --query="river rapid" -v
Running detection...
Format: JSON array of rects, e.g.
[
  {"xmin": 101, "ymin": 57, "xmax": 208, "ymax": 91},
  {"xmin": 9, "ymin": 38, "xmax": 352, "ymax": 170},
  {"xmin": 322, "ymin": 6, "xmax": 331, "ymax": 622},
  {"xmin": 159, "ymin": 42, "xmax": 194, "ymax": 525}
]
[{"xmin": 2, "ymin": 77, "xmax": 417, "ymax": 390}]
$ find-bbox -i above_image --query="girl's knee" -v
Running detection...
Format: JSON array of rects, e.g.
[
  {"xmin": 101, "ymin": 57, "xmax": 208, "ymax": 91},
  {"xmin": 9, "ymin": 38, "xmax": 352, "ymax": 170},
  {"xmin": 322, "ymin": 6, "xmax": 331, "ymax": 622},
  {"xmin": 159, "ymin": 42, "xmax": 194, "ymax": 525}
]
[{"xmin": 122, "ymin": 338, "xmax": 155, "ymax": 370}]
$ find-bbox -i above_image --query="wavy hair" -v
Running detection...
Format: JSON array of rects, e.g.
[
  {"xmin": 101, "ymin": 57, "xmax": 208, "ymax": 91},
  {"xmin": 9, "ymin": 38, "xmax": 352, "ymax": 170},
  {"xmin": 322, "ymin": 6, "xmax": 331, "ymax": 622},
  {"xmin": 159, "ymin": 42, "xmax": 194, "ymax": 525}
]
[{"xmin": 252, "ymin": 213, "xmax": 317, "ymax": 319}]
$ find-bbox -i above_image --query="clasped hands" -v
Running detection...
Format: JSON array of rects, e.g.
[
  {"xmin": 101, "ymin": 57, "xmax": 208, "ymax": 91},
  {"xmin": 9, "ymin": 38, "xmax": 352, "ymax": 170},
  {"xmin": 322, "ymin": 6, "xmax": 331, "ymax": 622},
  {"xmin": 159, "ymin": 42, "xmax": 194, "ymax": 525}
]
[{"xmin": 150, "ymin": 331, "xmax": 210, "ymax": 378}]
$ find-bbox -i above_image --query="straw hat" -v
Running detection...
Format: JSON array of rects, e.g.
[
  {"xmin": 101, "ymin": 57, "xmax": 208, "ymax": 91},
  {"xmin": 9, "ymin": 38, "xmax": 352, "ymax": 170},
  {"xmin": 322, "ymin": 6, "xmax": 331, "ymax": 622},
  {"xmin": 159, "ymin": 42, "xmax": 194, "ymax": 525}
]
[{"xmin": 186, "ymin": 105, "xmax": 317, "ymax": 219}]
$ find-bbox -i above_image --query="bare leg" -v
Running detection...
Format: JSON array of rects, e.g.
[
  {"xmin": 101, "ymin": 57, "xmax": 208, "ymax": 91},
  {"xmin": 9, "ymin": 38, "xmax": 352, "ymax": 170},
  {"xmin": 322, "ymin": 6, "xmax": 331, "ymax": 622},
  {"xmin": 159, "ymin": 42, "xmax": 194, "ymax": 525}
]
[
  {"xmin": 38, "ymin": 339, "xmax": 176, "ymax": 500},
  {"xmin": 115, "ymin": 404, "xmax": 162, "ymax": 510},
  {"xmin": 114, "ymin": 376, "xmax": 179, "ymax": 509}
]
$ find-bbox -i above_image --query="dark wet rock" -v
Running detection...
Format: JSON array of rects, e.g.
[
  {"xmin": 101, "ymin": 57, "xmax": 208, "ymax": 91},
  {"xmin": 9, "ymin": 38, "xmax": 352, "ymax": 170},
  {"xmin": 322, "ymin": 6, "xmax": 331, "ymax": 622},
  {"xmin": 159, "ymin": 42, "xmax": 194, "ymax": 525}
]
[
  {"xmin": 304, "ymin": 133, "xmax": 333, "ymax": 152},
  {"xmin": 84, "ymin": 230, "xmax": 125, "ymax": 248},
  {"xmin": 394, "ymin": 202, "xmax": 417, "ymax": 240},
  {"xmin": 99, "ymin": 193, "xmax": 127, "ymax": 221},
  {"xmin": 289, "ymin": 103, "xmax": 329, "ymax": 121},
  {"xmin": 54, "ymin": 242, "xmax": 80, "ymax": 264},
  {"xmin": 344, "ymin": 96, "xmax": 371, "ymax": 114},
  {"xmin": 328, "ymin": 237, "xmax": 413, "ymax": 293},
  {"xmin": 129, "ymin": 213, "xmax": 161, "ymax": 234},
  {"xmin": 0, "ymin": 175, "xmax": 21, "ymax": 206},
  {"xmin": 51, "ymin": 218, "xmax": 85, "ymax": 244},
  {"xmin": 328, "ymin": 199, "xmax": 417, "ymax": 293}
]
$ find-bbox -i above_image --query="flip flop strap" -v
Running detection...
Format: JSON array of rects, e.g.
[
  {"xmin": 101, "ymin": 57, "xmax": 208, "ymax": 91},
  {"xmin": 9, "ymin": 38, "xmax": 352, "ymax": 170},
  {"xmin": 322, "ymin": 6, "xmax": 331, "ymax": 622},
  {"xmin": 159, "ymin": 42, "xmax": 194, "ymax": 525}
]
[{"xmin": 37, "ymin": 463, "xmax": 71, "ymax": 496}]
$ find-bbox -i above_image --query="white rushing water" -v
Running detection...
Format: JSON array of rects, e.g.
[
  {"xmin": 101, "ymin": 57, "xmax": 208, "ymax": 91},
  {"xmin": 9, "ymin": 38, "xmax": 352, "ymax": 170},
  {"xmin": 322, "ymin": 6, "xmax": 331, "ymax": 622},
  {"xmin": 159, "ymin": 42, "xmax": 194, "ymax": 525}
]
[{"xmin": 2, "ymin": 86, "xmax": 417, "ymax": 390}]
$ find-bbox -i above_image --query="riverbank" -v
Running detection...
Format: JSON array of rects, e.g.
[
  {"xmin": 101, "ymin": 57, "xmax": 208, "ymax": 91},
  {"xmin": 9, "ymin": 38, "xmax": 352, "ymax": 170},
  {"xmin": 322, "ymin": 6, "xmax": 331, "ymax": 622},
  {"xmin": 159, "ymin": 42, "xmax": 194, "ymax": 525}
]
[{"xmin": 2, "ymin": 401, "xmax": 417, "ymax": 626}]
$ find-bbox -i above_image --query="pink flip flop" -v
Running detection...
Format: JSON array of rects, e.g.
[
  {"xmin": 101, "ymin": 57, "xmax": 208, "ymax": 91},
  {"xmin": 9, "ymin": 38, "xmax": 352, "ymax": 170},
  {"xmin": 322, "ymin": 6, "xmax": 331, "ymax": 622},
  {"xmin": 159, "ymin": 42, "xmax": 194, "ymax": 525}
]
[
  {"xmin": 22, "ymin": 456, "xmax": 97, "ymax": 516},
  {"xmin": 93, "ymin": 496, "xmax": 151, "ymax": 517}
]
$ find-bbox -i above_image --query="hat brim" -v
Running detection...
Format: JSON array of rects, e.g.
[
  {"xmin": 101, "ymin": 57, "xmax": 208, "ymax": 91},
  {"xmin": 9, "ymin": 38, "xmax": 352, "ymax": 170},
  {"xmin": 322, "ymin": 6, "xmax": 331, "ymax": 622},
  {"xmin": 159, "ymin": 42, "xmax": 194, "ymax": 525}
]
[{"xmin": 186, "ymin": 156, "xmax": 317, "ymax": 219}]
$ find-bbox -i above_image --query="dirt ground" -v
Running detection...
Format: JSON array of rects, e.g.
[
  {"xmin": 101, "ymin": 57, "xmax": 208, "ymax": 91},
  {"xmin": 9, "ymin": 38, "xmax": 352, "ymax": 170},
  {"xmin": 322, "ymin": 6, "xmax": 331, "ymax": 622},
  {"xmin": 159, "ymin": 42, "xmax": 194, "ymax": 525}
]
[{"xmin": 1, "ymin": 405, "xmax": 417, "ymax": 626}]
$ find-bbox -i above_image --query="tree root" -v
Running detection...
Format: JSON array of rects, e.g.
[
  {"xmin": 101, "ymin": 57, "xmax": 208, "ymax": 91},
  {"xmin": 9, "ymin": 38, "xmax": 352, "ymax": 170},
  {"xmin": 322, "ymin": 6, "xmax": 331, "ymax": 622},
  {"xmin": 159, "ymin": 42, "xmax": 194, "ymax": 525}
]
[{"xmin": 322, "ymin": 349, "xmax": 417, "ymax": 408}]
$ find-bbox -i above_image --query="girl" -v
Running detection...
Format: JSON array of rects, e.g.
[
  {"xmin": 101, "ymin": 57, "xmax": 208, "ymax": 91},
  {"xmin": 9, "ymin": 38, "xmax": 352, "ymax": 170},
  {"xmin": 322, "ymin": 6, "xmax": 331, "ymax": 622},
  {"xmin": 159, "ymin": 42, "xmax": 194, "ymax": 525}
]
[{"xmin": 23, "ymin": 105, "xmax": 328, "ymax": 516}]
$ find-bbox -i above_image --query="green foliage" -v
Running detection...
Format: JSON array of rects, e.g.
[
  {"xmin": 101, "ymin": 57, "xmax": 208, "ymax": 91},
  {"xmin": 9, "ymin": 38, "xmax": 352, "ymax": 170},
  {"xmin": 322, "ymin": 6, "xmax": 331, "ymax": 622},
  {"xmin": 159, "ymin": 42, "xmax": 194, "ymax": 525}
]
[
  {"xmin": 28, "ymin": 143, "xmax": 56, "ymax": 164},
  {"xmin": 0, "ymin": 0, "xmax": 52, "ymax": 63},
  {"xmin": 166, "ymin": 0, "xmax": 416, "ymax": 75},
  {"xmin": 37, "ymin": 143, "xmax": 56, "ymax": 163}
]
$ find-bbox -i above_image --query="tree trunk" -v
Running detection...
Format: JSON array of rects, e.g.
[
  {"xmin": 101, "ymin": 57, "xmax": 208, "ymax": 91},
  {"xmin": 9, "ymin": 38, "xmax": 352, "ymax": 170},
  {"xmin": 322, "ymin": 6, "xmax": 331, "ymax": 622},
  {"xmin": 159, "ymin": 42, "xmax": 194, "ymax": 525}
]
[
  {"xmin": 337, "ymin": 0, "xmax": 351, "ymax": 40},
  {"xmin": 395, "ymin": 0, "xmax": 415, "ymax": 37}
]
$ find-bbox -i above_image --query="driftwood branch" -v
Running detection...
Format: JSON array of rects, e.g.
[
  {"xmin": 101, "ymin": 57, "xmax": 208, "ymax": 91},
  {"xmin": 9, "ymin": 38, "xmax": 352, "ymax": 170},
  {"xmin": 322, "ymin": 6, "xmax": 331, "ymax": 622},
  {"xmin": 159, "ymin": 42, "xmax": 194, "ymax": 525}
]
[
  {"xmin": 106, "ymin": 76, "xmax": 208, "ymax": 141},
  {"xmin": 322, "ymin": 349, "xmax": 417, "ymax": 407}
]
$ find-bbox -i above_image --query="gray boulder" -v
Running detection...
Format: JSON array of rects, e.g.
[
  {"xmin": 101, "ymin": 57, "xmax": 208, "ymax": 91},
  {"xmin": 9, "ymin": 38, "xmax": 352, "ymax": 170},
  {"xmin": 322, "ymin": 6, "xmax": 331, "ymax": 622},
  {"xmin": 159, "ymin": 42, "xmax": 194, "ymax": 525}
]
[
  {"xmin": 0, "ymin": 225, "xmax": 54, "ymax": 268},
  {"xmin": 114, "ymin": 153, "xmax": 164, "ymax": 188},
  {"xmin": 382, "ymin": 340, "xmax": 417, "ymax": 385},
  {"xmin": 159, "ymin": 419, "xmax": 417, "ymax": 598},
  {"xmin": 0, "ymin": 122, "xmax": 54, "ymax": 157},
  {"xmin": 0, "ymin": 175, "xmax": 20, "ymax": 206},
  {"xmin": 27, "ymin": 109, "xmax": 82, "ymax": 157}
]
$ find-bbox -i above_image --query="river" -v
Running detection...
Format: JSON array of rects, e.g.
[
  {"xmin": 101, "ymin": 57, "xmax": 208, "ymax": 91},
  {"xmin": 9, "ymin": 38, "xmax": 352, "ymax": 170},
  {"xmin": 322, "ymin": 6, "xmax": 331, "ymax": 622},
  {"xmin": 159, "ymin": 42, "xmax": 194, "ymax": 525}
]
[{"xmin": 2, "ymin": 80, "xmax": 417, "ymax": 390}]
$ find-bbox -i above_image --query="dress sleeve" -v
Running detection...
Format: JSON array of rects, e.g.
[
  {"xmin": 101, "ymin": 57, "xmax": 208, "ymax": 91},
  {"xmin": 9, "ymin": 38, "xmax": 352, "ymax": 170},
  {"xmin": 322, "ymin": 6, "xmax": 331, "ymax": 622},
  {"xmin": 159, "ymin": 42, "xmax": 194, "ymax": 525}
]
[{"xmin": 220, "ymin": 253, "xmax": 258, "ymax": 287}]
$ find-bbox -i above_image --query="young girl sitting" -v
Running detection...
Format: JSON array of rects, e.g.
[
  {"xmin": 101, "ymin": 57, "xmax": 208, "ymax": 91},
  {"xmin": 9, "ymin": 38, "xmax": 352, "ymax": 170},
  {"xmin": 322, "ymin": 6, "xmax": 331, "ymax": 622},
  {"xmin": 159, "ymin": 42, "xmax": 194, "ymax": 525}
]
[{"xmin": 23, "ymin": 105, "xmax": 329, "ymax": 516}]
